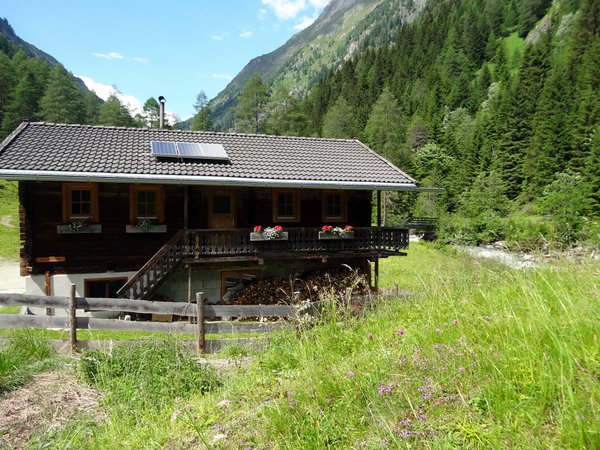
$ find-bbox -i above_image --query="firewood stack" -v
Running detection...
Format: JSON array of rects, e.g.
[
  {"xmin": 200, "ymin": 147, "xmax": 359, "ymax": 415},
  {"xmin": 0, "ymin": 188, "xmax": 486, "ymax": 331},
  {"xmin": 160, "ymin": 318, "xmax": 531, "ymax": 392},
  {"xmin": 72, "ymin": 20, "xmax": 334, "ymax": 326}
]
[
  {"xmin": 230, "ymin": 268, "xmax": 370, "ymax": 305},
  {"xmin": 231, "ymin": 278, "xmax": 293, "ymax": 305}
]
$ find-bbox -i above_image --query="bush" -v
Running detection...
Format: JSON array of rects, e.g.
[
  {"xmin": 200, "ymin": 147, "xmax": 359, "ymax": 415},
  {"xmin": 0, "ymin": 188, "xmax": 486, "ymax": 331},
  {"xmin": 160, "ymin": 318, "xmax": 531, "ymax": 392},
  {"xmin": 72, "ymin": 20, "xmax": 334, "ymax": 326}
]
[{"xmin": 438, "ymin": 213, "xmax": 508, "ymax": 245}]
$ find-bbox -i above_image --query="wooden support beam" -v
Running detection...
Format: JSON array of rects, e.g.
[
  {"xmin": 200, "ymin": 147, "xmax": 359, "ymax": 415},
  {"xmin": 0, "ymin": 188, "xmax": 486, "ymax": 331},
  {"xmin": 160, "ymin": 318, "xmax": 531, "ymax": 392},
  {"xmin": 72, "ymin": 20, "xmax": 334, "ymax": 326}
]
[
  {"xmin": 68, "ymin": 284, "xmax": 77, "ymax": 352},
  {"xmin": 377, "ymin": 190, "xmax": 382, "ymax": 227},
  {"xmin": 196, "ymin": 292, "xmax": 205, "ymax": 355}
]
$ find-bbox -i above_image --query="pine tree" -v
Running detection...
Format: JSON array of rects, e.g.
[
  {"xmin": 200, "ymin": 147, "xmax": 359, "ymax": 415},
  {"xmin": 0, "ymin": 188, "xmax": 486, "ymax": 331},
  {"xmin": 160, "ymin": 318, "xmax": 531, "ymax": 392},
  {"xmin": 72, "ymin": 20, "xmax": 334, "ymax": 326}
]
[
  {"xmin": 191, "ymin": 106, "xmax": 213, "ymax": 131},
  {"xmin": 362, "ymin": 87, "xmax": 405, "ymax": 157},
  {"xmin": 321, "ymin": 96, "xmax": 355, "ymax": 138},
  {"xmin": 96, "ymin": 94, "xmax": 134, "ymax": 127},
  {"xmin": 39, "ymin": 65, "xmax": 86, "ymax": 124},
  {"xmin": 141, "ymin": 97, "xmax": 160, "ymax": 128},
  {"xmin": 234, "ymin": 75, "xmax": 269, "ymax": 134}
]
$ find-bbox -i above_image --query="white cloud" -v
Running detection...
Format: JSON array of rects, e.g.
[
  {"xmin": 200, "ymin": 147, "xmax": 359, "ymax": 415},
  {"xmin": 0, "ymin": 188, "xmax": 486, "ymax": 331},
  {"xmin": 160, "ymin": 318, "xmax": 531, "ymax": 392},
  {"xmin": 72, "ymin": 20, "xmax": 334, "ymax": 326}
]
[
  {"xmin": 260, "ymin": 0, "xmax": 306, "ymax": 20},
  {"xmin": 133, "ymin": 57, "xmax": 149, "ymax": 64},
  {"xmin": 239, "ymin": 29, "xmax": 253, "ymax": 38},
  {"xmin": 78, "ymin": 75, "xmax": 178, "ymax": 125},
  {"xmin": 293, "ymin": 14, "xmax": 317, "ymax": 30},
  {"xmin": 210, "ymin": 32, "xmax": 228, "ymax": 41},
  {"xmin": 257, "ymin": 8, "xmax": 268, "ymax": 20},
  {"xmin": 92, "ymin": 52, "xmax": 124, "ymax": 60},
  {"xmin": 211, "ymin": 73, "xmax": 234, "ymax": 81}
]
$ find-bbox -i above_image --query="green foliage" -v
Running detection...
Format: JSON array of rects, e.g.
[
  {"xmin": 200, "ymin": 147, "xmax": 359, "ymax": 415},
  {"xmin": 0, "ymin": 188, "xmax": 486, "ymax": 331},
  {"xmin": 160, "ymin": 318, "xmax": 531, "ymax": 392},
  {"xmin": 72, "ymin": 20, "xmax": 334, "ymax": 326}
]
[
  {"xmin": 0, "ymin": 330, "xmax": 58, "ymax": 392},
  {"xmin": 538, "ymin": 170, "xmax": 594, "ymax": 245},
  {"xmin": 96, "ymin": 93, "xmax": 134, "ymax": 127},
  {"xmin": 191, "ymin": 105, "xmax": 213, "ymax": 131},
  {"xmin": 79, "ymin": 341, "xmax": 220, "ymax": 410},
  {"xmin": 321, "ymin": 96, "xmax": 355, "ymax": 138},
  {"xmin": 39, "ymin": 65, "xmax": 86, "ymax": 124},
  {"xmin": 234, "ymin": 74, "xmax": 269, "ymax": 134},
  {"xmin": 0, "ymin": 180, "xmax": 19, "ymax": 259}
]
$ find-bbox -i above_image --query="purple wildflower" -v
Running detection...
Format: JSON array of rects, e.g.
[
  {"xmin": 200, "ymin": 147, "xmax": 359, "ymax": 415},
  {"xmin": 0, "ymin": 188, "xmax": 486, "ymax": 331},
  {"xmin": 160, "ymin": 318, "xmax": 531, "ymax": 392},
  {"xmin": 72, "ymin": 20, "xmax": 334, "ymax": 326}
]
[
  {"xmin": 348, "ymin": 370, "xmax": 355, "ymax": 377},
  {"xmin": 378, "ymin": 382, "xmax": 394, "ymax": 396},
  {"xmin": 396, "ymin": 328, "xmax": 405, "ymax": 336}
]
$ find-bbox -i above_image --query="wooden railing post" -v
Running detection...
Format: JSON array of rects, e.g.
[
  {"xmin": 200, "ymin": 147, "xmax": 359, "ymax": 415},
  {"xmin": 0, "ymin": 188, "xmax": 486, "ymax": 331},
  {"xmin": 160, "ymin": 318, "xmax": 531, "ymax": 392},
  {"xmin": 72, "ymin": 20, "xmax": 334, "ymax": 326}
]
[
  {"xmin": 68, "ymin": 284, "xmax": 77, "ymax": 352},
  {"xmin": 196, "ymin": 292, "xmax": 205, "ymax": 355}
]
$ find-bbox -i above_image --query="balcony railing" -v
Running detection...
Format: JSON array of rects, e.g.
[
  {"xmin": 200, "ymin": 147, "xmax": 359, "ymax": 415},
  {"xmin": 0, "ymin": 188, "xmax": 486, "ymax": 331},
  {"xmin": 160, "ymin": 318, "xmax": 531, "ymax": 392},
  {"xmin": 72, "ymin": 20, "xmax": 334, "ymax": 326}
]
[
  {"xmin": 118, "ymin": 227, "xmax": 408, "ymax": 299},
  {"xmin": 184, "ymin": 227, "xmax": 408, "ymax": 258}
]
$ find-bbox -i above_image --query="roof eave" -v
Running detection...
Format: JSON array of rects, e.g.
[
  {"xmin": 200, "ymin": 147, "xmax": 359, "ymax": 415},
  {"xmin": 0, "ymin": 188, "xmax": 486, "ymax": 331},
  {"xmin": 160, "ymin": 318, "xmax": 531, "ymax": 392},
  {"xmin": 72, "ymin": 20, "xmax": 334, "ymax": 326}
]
[{"xmin": 0, "ymin": 169, "xmax": 418, "ymax": 191}]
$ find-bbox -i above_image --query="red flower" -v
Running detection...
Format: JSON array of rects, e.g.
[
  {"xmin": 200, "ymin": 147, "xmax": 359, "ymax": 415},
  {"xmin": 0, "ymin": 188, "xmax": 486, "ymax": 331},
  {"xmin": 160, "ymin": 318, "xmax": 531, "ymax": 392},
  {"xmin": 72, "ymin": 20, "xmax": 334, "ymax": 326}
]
[
  {"xmin": 274, "ymin": 225, "xmax": 283, "ymax": 232},
  {"xmin": 322, "ymin": 225, "xmax": 332, "ymax": 231},
  {"xmin": 344, "ymin": 225, "xmax": 353, "ymax": 231},
  {"xmin": 253, "ymin": 225, "xmax": 263, "ymax": 232}
]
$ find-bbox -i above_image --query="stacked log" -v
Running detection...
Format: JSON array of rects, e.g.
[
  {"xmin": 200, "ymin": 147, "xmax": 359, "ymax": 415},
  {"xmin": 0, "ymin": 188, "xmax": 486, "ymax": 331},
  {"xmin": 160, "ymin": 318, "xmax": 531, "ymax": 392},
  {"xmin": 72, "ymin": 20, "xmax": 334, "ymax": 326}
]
[
  {"xmin": 231, "ymin": 278, "xmax": 292, "ymax": 305},
  {"xmin": 229, "ymin": 268, "xmax": 370, "ymax": 305}
]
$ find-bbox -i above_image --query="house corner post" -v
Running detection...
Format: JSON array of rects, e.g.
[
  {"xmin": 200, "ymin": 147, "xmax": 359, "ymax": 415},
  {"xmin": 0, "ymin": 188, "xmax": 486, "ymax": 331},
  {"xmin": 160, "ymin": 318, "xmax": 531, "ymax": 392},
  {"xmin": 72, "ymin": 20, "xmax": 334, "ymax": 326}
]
[
  {"xmin": 196, "ymin": 292, "xmax": 205, "ymax": 355},
  {"xmin": 68, "ymin": 284, "xmax": 77, "ymax": 352}
]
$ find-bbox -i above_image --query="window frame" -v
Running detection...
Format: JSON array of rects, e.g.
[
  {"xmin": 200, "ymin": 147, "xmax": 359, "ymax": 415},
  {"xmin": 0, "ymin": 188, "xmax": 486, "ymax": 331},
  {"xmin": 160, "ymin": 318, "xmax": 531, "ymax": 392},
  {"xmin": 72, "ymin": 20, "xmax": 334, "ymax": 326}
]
[
  {"xmin": 129, "ymin": 185, "xmax": 165, "ymax": 223},
  {"xmin": 84, "ymin": 277, "xmax": 128, "ymax": 298},
  {"xmin": 272, "ymin": 189, "xmax": 301, "ymax": 222},
  {"xmin": 62, "ymin": 182, "xmax": 99, "ymax": 223},
  {"xmin": 321, "ymin": 190, "xmax": 348, "ymax": 222}
]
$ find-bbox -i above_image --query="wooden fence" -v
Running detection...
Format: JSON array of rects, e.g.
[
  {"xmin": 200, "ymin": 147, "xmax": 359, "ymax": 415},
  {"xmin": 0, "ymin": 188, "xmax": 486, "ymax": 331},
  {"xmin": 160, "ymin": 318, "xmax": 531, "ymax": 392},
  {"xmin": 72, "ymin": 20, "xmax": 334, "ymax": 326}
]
[
  {"xmin": 0, "ymin": 288, "xmax": 295, "ymax": 354},
  {"xmin": 0, "ymin": 285, "xmax": 407, "ymax": 355}
]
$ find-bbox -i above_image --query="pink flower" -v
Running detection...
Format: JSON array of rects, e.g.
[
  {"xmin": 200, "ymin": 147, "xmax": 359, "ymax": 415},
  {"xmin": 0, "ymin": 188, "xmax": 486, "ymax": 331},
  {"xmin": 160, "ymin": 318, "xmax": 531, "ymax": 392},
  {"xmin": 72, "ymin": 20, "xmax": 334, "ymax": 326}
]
[
  {"xmin": 274, "ymin": 225, "xmax": 283, "ymax": 232},
  {"xmin": 347, "ymin": 370, "xmax": 354, "ymax": 377},
  {"xmin": 253, "ymin": 225, "xmax": 262, "ymax": 232},
  {"xmin": 367, "ymin": 333, "xmax": 373, "ymax": 339},
  {"xmin": 344, "ymin": 225, "xmax": 353, "ymax": 231},
  {"xmin": 322, "ymin": 225, "xmax": 332, "ymax": 231},
  {"xmin": 396, "ymin": 328, "xmax": 405, "ymax": 336}
]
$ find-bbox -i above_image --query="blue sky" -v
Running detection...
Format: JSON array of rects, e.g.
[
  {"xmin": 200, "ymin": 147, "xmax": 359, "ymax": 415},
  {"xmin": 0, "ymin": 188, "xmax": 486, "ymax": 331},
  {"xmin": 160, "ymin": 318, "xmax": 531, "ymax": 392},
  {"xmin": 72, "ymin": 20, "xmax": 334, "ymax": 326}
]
[{"xmin": 1, "ymin": 0, "xmax": 329, "ymax": 121}]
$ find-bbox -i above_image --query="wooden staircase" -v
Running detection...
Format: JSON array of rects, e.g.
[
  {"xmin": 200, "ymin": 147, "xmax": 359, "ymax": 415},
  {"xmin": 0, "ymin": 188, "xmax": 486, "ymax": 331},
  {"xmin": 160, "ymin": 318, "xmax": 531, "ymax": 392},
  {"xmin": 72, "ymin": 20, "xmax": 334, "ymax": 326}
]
[{"xmin": 117, "ymin": 230, "xmax": 187, "ymax": 300}]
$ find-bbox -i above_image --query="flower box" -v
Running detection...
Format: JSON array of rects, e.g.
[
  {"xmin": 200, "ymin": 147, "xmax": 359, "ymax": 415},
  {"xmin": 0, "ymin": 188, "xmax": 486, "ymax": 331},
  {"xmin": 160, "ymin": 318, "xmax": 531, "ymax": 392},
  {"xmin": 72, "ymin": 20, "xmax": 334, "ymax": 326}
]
[
  {"xmin": 125, "ymin": 224, "xmax": 167, "ymax": 233},
  {"xmin": 318, "ymin": 231, "xmax": 354, "ymax": 240},
  {"xmin": 57, "ymin": 224, "xmax": 102, "ymax": 234},
  {"xmin": 250, "ymin": 231, "xmax": 288, "ymax": 241}
]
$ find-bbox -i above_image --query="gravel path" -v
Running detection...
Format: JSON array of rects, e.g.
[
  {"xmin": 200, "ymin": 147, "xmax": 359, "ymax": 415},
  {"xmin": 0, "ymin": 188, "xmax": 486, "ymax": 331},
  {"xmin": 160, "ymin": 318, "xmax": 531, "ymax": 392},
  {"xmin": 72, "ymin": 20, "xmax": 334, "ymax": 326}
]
[{"xmin": 0, "ymin": 258, "xmax": 25, "ymax": 294}]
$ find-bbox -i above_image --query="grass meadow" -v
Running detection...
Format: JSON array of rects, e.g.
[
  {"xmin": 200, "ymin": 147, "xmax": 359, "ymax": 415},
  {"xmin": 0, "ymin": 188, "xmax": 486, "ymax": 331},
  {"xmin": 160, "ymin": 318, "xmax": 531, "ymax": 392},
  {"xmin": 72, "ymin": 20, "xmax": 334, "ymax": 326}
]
[{"xmin": 24, "ymin": 243, "xmax": 597, "ymax": 449}]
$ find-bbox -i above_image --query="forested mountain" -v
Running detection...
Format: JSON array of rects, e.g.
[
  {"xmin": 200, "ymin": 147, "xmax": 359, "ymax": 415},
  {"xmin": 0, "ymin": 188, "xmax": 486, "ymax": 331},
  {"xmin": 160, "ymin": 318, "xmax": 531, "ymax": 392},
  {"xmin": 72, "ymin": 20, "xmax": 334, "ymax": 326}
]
[
  {"xmin": 210, "ymin": 0, "xmax": 425, "ymax": 129},
  {"xmin": 227, "ymin": 0, "xmax": 599, "ymax": 248}
]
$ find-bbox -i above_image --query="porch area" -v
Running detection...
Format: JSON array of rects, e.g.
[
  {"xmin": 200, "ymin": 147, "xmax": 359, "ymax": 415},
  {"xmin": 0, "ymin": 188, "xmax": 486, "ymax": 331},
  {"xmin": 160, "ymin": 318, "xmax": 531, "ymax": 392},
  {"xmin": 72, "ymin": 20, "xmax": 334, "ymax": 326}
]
[{"xmin": 118, "ymin": 226, "xmax": 409, "ymax": 300}]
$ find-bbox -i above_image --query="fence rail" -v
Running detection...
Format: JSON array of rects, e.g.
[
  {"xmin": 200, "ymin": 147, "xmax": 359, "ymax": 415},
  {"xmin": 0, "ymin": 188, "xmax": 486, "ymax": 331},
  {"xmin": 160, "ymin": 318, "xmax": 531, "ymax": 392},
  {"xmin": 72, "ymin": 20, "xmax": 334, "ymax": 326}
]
[{"xmin": 0, "ymin": 290, "xmax": 294, "ymax": 354}]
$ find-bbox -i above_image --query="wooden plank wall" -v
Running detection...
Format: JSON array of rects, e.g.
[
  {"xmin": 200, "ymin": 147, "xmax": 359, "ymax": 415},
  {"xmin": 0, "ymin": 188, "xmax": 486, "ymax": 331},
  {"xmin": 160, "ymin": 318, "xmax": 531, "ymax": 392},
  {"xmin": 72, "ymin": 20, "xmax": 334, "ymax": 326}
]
[{"xmin": 21, "ymin": 181, "xmax": 373, "ymax": 275}]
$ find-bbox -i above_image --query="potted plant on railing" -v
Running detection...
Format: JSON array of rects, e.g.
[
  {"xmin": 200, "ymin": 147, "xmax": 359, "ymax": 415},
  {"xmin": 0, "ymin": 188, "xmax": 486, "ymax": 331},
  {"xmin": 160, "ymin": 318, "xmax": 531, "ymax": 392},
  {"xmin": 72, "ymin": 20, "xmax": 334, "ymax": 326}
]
[
  {"xmin": 318, "ymin": 225, "xmax": 354, "ymax": 239},
  {"xmin": 250, "ymin": 225, "xmax": 288, "ymax": 241}
]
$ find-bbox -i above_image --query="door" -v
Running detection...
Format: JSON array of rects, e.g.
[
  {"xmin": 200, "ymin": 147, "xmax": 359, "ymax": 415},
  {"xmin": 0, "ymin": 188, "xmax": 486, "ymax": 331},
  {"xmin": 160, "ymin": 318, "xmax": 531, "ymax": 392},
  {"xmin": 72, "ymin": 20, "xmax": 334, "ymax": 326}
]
[{"xmin": 208, "ymin": 193, "xmax": 236, "ymax": 229}]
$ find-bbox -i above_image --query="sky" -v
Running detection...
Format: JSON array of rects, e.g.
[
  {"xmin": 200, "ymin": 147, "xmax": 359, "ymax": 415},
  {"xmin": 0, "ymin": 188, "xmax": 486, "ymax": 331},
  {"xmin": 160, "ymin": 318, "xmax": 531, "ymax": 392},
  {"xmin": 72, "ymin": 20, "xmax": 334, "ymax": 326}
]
[{"xmin": 1, "ymin": 0, "xmax": 329, "ymax": 121}]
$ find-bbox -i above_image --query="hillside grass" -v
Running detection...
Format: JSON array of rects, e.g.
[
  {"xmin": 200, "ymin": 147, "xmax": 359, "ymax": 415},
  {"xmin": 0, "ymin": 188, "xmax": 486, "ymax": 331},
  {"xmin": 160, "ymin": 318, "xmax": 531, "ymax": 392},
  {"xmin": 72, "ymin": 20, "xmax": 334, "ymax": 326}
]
[
  {"xmin": 37, "ymin": 243, "xmax": 599, "ymax": 449},
  {"xmin": 0, "ymin": 180, "xmax": 19, "ymax": 260}
]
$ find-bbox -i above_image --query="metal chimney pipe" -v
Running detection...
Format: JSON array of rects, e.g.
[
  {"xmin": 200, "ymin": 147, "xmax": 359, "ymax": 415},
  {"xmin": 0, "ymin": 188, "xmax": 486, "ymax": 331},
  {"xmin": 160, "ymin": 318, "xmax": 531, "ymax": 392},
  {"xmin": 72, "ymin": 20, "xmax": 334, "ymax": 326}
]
[{"xmin": 158, "ymin": 96, "xmax": 165, "ymax": 129}]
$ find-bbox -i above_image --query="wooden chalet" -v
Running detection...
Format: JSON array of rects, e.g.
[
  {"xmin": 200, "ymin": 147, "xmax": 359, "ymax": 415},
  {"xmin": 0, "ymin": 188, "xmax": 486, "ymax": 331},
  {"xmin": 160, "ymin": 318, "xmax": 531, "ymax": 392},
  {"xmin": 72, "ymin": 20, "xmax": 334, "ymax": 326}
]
[{"xmin": 0, "ymin": 122, "xmax": 418, "ymax": 305}]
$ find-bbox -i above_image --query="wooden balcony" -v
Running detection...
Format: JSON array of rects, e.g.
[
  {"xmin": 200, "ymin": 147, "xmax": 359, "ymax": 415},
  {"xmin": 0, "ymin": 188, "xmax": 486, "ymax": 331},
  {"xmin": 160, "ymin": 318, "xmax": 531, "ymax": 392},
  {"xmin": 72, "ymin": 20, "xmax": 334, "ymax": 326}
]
[
  {"xmin": 118, "ymin": 227, "xmax": 408, "ymax": 300},
  {"xmin": 182, "ymin": 227, "xmax": 408, "ymax": 261}
]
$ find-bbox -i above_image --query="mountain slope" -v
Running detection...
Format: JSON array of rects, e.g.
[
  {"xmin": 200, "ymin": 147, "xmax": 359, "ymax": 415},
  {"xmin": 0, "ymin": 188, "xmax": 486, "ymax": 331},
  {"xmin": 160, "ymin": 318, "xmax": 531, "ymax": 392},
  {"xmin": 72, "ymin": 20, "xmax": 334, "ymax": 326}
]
[
  {"xmin": 0, "ymin": 18, "xmax": 60, "ymax": 65},
  {"xmin": 210, "ymin": 0, "xmax": 425, "ymax": 130}
]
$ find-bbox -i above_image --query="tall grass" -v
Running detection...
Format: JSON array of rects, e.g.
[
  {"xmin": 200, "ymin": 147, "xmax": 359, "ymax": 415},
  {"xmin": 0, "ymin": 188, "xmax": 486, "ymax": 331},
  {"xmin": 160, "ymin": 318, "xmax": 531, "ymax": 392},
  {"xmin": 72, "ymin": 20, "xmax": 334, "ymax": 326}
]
[
  {"xmin": 0, "ymin": 180, "xmax": 19, "ymax": 259},
  {"xmin": 40, "ymin": 244, "xmax": 599, "ymax": 448},
  {"xmin": 0, "ymin": 330, "xmax": 60, "ymax": 392}
]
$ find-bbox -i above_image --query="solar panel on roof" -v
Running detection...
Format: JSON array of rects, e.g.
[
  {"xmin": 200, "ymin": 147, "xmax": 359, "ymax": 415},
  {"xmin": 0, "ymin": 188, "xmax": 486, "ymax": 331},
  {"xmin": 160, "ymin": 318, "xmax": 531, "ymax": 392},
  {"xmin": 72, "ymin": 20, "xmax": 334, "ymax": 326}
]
[
  {"xmin": 150, "ymin": 141, "xmax": 177, "ymax": 157},
  {"xmin": 175, "ymin": 142, "xmax": 201, "ymax": 159},
  {"xmin": 150, "ymin": 141, "xmax": 229, "ymax": 161}
]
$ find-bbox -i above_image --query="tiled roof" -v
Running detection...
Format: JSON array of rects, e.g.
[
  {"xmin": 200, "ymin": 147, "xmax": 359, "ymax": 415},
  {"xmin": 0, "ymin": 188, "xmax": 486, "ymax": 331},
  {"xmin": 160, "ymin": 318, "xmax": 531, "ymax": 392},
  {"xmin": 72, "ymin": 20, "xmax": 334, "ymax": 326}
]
[{"xmin": 0, "ymin": 122, "xmax": 418, "ymax": 189}]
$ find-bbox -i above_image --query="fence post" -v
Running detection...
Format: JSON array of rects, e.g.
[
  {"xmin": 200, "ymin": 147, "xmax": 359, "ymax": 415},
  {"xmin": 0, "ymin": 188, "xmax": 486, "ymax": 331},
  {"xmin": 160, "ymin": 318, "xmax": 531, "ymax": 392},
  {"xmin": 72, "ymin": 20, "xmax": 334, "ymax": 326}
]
[
  {"xmin": 68, "ymin": 284, "xmax": 77, "ymax": 352},
  {"xmin": 196, "ymin": 291, "xmax": 205, "ymax": 355},
  {"xmin": 345, "ymin": 287, "xmax": 353, "ymax": 305}
]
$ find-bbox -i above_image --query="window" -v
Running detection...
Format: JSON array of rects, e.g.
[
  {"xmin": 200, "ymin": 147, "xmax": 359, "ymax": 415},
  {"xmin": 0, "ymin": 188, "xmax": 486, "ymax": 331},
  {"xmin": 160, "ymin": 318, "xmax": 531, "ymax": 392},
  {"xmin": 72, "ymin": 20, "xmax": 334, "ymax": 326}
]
[
  {"xmin": 213, "ymin": 195, "xmax": 231, "ymax": 214},
  {"xmin": 85, "ymin": 278, "xmax": 128, "ymax": 298},
  {"xmin": 129, "ymin": 185, "xmax": 165, "ymax": 223},
  {"xmin": 273, "ymin": 189, "xmax": 300, "ymax": 222},
  {"xmin": 62, "ymin": 183, "xmax": 99, "ymax": 222},
  {"xmin": 322, "ymin": 190, "xmax": 348, "ymax": 222}
]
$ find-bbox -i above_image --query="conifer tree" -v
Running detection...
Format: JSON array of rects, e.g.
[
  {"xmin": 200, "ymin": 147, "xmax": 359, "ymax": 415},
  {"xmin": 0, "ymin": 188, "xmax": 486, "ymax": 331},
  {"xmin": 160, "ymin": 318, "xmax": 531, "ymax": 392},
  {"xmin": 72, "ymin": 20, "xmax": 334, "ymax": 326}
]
[
  {"xmin": 39, "ymin": 65, "xmax": 86, "ymax": 124},
  {"xmin": 96, "ymin": 93, "xmax": 134, "ymax": 127},
  {"xmin": 321, "ymin": 96, "xmax": 355, "ymax": 139},
  {"xmin": 234, "ymin": 75, "xmax": 269, "ymax": 134}
]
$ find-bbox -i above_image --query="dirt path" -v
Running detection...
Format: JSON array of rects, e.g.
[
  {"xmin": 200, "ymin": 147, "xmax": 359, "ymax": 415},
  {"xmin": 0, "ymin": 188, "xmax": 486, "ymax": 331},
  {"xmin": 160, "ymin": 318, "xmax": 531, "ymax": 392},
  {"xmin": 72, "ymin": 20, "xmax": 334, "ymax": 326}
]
[
  {"xmin": 0, "ymin": 371, "xmax": 103, "ymax": 448},
  {"xmin": 0, "ymin": 257, "xmax": 24, "ymax": 294}
]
